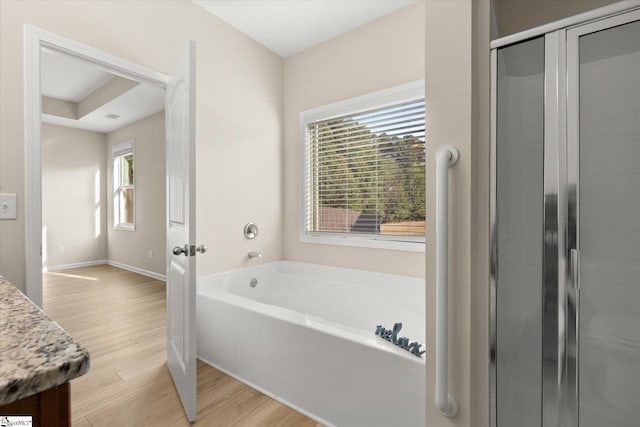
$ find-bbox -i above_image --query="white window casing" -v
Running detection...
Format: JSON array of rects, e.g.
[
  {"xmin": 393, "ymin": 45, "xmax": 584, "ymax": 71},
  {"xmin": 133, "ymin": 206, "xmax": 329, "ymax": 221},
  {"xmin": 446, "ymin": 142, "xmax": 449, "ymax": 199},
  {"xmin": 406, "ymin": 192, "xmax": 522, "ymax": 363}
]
[
  {"xmin": 112, "ymin": 140, "xmax": 135, "ymax": 231},
  {"xmin": 299, "ymin": 80, "xmax": 426, "ymax": 252}
]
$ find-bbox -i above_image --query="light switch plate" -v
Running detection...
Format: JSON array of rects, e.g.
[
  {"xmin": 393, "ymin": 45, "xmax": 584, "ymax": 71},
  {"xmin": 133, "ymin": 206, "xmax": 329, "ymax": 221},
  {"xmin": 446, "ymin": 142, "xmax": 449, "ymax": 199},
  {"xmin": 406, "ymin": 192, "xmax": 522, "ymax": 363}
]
[{"xmin": 0, "ymin": 193, "xmax": 17, "ymax": 220}]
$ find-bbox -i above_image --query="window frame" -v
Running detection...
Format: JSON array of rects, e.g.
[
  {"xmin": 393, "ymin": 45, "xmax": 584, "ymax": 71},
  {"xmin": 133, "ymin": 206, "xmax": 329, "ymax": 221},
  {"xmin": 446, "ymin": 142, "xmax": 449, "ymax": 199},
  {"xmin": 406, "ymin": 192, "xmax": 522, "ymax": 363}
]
[
  {"xmin": 299, "ymin": 80, "xmax": 426, "ymax": 252},
  {"xmin": 112, "ymin": 139, "xmax": 136, "ymax": 231}
]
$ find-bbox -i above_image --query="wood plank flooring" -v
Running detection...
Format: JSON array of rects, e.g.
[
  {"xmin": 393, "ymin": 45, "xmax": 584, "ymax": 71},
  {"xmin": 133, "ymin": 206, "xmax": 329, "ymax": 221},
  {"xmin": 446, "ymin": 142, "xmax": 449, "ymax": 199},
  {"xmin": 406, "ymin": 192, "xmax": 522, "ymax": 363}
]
[{"xmin": 43, "ymin": 265, "xmax": 321, "ymax": 427}]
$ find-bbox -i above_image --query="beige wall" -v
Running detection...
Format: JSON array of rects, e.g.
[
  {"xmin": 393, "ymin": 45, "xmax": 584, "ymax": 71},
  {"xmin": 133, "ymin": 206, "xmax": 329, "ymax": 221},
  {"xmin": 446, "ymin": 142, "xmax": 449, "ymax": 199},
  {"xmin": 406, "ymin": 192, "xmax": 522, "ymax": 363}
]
[
  {"xmin": 42, "ymin": 96, "xmax": 77, "ymax": 119},
  {"xmin": 282, "ymin": 2, "xmax": 426, "ymax": 278},
  {"xmin": 106, "ymin": 112, "xmax": 165, "ymax": 276},
  {"xmin": 42, "ymin": 124, "xmax": 107, "ymax": 268},
  {"xmin": 0, "ymin": 0, "xmax": 283, "ymax": 290},
  {"xmin": 492, "ymin": 0, "xmax": 621, "ymax": 38},
  {"xmin": 425, "ymin": 1, "xmax": 490, "ymax": 426}
]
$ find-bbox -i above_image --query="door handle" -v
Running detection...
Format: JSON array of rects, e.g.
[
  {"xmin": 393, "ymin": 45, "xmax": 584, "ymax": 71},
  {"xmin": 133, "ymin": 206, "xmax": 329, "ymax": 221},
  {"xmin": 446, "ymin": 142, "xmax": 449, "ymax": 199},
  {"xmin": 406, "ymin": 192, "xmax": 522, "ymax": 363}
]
[
  {"xmin": 570, "ymin": 248, "xmax": 579, "ymax": 290},
  {"xmin": 172, "ymin": 244, "xmax": 207, "ymax": 256},
  {"xmin": 172, "ymin": 244, "xmax": 189, "ymax": 256},
  {"xmin": 559, "ymin": 249, "xmax": 579, "ymax": 393}
]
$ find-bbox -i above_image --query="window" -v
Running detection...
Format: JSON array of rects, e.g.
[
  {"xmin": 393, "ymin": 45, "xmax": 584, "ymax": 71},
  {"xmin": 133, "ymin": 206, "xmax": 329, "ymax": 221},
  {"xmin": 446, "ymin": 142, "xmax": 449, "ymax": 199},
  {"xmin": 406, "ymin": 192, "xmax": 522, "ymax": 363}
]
[
  {"xmin": 300, "ymin": 81, "xmax": 425, "ymax": 251},
  {"xmin": 112, "ymin": 140, "xmax": 135, "ymax": 231}
]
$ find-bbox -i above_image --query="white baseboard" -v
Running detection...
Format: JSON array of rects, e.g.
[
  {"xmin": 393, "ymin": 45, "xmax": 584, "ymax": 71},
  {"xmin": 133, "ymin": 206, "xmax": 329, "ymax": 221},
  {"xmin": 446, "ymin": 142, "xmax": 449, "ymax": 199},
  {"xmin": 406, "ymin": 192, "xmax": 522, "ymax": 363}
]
[
  {"xmin": 106, "ymin": 260, "xmax": 166, "ymax": 281},
  {"xmin": 44, "ymin": 259, "xmax": 107, "ymax": 272},
  {"xmin": 44, "ymin": 259, "xmax": 165, "ymax": 282}
]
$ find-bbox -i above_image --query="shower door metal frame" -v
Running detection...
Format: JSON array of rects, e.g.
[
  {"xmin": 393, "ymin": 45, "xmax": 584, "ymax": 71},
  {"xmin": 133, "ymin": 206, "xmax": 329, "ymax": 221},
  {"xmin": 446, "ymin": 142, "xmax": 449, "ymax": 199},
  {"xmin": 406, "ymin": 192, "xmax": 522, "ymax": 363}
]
[
  {"xmin": 490, "ymin": 4, "xmax": 640, "ymax": 427},
  {"xmin": 488, "ymin": 46, "xmax": 497, "ymax": 427},
  {"xmin": 544, "ymin": 29, "xmax": 569, "ymax": 427}
]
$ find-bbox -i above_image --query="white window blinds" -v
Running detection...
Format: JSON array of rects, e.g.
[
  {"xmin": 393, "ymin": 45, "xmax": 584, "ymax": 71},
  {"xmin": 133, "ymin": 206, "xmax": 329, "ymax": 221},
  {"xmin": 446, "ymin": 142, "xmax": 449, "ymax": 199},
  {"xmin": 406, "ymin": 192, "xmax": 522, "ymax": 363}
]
[{"xmin": 305, "ymin": 99, "xmax": 426, "ymax": 241}]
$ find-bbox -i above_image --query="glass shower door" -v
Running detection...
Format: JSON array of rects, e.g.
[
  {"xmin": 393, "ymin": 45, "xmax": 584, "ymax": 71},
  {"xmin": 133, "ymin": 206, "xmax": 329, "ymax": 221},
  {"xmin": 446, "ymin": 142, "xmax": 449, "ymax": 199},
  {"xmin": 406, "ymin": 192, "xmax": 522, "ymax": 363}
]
[
  {"xmin": 493, "ymin": 36, "xmax": 545, "ymax": 427},
  {"xmin": 569, "ymin": 12, "xmax": 640, "ymax": 427}
]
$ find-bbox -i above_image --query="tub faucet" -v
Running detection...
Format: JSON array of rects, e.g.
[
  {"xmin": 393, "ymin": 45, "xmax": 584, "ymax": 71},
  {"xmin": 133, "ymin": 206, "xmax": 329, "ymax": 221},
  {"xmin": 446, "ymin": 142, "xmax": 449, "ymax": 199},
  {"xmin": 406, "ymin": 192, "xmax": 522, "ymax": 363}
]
[{"xmin": 248, "ymin": 251, "xmax": 262, "ymax": 260}]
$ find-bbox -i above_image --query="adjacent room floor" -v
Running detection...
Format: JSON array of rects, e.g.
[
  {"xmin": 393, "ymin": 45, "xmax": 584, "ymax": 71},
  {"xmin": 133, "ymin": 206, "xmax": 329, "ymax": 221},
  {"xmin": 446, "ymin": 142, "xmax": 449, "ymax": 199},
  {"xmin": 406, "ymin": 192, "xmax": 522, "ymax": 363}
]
[{"xmin": 44, "ymin": 265, "xmax": 321, "ymax": 426}]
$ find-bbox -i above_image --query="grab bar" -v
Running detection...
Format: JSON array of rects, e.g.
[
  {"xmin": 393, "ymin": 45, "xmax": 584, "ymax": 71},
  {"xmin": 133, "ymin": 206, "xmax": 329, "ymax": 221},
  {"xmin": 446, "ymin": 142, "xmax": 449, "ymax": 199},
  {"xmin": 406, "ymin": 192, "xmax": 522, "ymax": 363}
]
[{"xmin": 435, "ymin": 145, "xmax": 459, "ymax": 418}]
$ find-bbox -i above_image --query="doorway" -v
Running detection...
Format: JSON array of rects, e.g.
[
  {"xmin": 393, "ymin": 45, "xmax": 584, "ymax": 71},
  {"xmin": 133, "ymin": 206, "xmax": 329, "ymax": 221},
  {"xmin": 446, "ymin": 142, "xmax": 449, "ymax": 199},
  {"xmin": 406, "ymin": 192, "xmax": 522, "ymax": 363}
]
[
  {"xmin": 24, "ymin": 25, "xmax": 170, "ymax": 307},
  {"xmin": 24, "ymin": 25, "xmax": 199, "ymax": 421},
  {"xmin": 40, "ymin": 47, "xmax": 166, "ymax": 280}
]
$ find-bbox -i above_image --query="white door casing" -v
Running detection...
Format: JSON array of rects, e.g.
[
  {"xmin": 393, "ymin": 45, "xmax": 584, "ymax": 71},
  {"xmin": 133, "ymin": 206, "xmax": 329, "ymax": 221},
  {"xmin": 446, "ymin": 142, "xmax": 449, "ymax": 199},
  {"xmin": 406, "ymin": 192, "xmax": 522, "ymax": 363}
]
[{"xmin": 166, "ymin": 40, "xmax": 197, "ymax": 422}]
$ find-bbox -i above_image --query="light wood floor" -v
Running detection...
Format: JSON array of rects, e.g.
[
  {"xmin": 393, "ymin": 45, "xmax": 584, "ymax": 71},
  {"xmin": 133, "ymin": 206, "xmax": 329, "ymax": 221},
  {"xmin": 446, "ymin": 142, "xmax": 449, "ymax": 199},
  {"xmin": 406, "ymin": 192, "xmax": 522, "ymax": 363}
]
[{"xmin": 44, "ymin": 265, "xmax": 321, "ymax": 427}]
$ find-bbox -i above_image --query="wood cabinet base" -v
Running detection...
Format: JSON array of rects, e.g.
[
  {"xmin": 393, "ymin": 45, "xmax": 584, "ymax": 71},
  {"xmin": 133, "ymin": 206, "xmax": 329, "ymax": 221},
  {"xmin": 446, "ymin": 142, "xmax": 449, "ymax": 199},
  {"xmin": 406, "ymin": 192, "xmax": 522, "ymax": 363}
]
[{"xmin": 0, "ymin": 382, "xmax": 70, "ymax": 427}]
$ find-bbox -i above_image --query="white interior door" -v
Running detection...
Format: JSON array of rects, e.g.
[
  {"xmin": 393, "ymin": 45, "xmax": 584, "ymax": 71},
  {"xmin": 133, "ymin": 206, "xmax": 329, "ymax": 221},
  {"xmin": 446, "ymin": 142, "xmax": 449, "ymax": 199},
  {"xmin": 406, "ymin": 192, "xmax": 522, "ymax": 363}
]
[{"xmin": 166, "ymin": 40, "xmax": 197, "ymax": 422}]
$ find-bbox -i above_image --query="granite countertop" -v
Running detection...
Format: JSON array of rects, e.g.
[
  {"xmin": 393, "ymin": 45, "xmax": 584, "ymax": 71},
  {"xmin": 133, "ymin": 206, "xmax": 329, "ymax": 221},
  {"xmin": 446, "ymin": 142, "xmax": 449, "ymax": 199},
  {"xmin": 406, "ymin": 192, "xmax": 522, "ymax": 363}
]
[{"xmin": 0, "ymin": 275, "xmax": 90, "ymax": 405}]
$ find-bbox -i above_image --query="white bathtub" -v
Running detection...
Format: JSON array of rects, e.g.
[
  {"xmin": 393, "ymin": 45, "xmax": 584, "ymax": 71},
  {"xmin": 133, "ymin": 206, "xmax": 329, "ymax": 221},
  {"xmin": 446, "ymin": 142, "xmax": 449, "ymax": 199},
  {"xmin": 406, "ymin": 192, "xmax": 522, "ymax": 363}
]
[{"xmin": 197, "ymin": 261, "xmax": 425, "ymax": 427}]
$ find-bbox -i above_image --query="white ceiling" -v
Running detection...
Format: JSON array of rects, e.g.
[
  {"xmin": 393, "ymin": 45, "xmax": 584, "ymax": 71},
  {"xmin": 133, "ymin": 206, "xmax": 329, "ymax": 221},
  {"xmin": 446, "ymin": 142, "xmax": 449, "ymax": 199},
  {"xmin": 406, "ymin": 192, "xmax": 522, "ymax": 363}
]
[
  {"xmin": 193, "ymin": 0, "xmax": 416, "ymax": 58},
  {"xmin": 41, "ymin": 48, "xmax": 115, "ymax": 102},
  {"xmin": 40, "ymin": 48, "xmax": 165, "ymax": 133}
]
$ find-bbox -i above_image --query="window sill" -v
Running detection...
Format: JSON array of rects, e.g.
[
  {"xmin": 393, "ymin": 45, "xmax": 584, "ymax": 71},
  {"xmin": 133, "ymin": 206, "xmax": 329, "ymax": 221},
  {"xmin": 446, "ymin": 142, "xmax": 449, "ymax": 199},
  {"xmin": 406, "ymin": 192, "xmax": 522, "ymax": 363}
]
[
  {"xmin": 114, "ymin": 224, "xmax": 135, "ymax": 232},
  {"xmin": 299, "ymin": 233, "xmax": 425, "ymax": 253}
]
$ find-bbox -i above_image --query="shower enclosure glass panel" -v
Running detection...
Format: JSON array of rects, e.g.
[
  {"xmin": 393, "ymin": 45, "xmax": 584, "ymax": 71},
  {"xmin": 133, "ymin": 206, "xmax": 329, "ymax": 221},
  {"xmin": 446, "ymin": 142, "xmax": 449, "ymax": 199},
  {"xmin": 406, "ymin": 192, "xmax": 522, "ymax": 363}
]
[
  {"xmin": 495, "ymin": 37, "xmax": 544, "ymax": 427},
  {"xmin": 492, "ymin": 6, "xmax": 640, "ymax": 427},
  {"xmin": 576, "ymin": 18, "xmax": 640, "ymax": 427}
]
